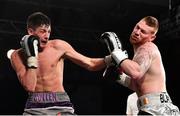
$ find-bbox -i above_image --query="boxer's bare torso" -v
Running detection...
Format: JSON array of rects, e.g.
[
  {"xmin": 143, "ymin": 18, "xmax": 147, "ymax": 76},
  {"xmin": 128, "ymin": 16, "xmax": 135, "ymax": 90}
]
[
  {"xmin": 11, "ymin": 39, "xmax": 105, "ymax": 92},
  {"xmin": 131, "ymin": 42, "xmax": 166, "ymax": 96}
]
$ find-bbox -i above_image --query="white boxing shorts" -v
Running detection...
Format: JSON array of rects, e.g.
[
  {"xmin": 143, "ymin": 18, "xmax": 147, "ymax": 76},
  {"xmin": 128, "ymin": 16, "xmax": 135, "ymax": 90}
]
[{"xmin": 137, "ymin": 92, "xmax": 180, "ymax": 115}]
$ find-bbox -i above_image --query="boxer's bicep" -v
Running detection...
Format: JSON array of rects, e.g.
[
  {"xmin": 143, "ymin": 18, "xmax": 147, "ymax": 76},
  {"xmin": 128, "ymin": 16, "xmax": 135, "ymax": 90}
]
[
  {"xmin": 133, "ymin": 47, "xmax": 153, "ymax": 75},
  {"xmin": 58, "ymin": 40, "xmax": 104, "ymax": 70},
  {"xmin": 61, "ymin": 41, "xmax": 89, "ymax": 66}
]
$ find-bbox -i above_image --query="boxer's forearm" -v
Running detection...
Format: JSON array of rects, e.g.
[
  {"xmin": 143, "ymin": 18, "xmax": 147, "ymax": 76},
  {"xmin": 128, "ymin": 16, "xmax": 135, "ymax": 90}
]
[
  {"xmin": 79, "ymin": 58, "xmax": 106, "ymax": 71},
  {"xmin": 88, "ymin": 58, "xmax": 106, "ymax": 71},
  {"xmin": 120, "ymin": 59, "xmax": 142, "ymax": 80},
  {"xmin": 19, "ymin": 69, "xmax": 37, "ymax": 92}
]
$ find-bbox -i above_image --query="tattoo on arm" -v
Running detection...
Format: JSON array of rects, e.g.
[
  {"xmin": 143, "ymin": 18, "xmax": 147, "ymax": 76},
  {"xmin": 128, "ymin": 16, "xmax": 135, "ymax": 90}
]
[{"xmin": 133, "ymin": 46, "xmax": 153, "ymax": 75}]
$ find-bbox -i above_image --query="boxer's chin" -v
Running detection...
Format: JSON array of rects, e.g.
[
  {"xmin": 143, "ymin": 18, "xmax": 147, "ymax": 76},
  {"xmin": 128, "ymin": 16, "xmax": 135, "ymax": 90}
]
[
  {"xmin": 40, "ymin": 43, "xmax": 46, "ymax": 50},
  {"xmin": 41, "ymin": 41, "xmax": 47, "ymax": 46}
]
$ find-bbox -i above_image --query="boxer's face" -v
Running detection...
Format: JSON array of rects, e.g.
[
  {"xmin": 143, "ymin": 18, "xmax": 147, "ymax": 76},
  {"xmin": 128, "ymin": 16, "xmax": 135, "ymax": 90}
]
[
  {"xmin": 28, "ymin": 24, "xmax": 51, "ymax": 48},
  {"xmin": 130, "ymin": 20, "xmax": 156, "ymax": 45}
]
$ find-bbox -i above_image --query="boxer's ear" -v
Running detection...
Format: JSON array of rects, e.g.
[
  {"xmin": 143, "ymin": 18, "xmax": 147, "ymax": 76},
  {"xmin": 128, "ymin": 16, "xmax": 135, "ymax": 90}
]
[
  {"xmin": 27, "ymin": 28, "xmax": 34, "ymax": 35},
  {"xmin": 149, "ymin": 35, "xmax": 156, "ymax": 42}
]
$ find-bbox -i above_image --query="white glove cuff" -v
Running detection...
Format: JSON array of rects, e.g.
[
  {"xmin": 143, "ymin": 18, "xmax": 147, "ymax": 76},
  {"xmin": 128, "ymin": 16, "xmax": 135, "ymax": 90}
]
[
  {"xmin": 27, "ymin": 56, "xmax": 38, "ymax": 68},
  {"xmin": 116, "ymin": 73, "xmax": 130, "ymax": 87},
  {"xmin": 112, "ymin": 50, "xmax": 128, "ymax": 65}
]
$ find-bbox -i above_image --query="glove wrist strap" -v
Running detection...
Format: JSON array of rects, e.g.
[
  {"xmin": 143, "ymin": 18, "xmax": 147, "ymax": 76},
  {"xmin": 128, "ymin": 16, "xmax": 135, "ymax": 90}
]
[{"xmin": 27, "ymin": 56, "xmax": 38, "ymax": 68}]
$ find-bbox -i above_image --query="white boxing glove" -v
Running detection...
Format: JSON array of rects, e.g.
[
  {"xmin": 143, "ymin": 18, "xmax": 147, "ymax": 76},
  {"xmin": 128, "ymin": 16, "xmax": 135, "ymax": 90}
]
[
  {"xmin": 117, "ymin": 73, "xmax": 130, "ymax": 87},
  {"xmin": 111, "ymin": 49, "xmax": 128, "ymax": 66},
  {"xmin": 20, "ymin": 35, "xmax": 40, "ymax": 68},
  {"xmin": 116, "ymin": 68, "xmax": 130, "ymax": 87},
  {"xmin": 7, "ymin": 49, "xmax": 15, "ymax": 59},
  {"xmin": 101, "ymin": 32, "xmax": 122, "ymax": 52}
]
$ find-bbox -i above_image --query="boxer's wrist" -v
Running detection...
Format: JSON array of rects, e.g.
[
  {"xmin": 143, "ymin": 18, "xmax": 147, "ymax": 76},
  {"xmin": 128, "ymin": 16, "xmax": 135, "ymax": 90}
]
[{"xmin": 104, "ymin": 55, "xmax": 114, "ymax": 67}]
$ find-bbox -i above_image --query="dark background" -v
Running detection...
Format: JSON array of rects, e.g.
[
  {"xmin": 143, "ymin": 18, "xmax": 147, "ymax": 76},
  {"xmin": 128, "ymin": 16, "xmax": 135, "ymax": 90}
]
[{"xmin": 0, "ymin": 0, "xmax": 180, "ymax": 115}]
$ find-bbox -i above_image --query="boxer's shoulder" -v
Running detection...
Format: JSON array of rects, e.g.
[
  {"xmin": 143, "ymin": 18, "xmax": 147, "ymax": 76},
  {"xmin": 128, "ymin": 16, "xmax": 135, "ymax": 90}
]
[
  {"xmin": 48, "ymin": 39, "xmax": 72, "ymax": 51},
  {"xmin": 49, "ymin": 39, "xmax": 69, "ymax": 45},
  {"xmin": 142, "ymin": 42, "xmax": 157, "ymax": 49},
  {"xmin": 137, "ymin": 42, "xmax": 158, "ymax": 54}
]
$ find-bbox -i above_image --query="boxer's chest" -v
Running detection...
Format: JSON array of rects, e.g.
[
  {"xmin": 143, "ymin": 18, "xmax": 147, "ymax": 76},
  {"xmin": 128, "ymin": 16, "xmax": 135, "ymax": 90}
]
[{"xmin": 37, "ymin": 47, "xmax": 63, "ymax": 75}]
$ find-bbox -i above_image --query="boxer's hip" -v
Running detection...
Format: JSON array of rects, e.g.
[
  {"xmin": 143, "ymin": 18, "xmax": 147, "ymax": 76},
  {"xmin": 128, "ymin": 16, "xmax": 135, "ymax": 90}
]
[
  {"xmin": 137, "ymin": 92, "xmax": 179, "ymax": 115},
  {"xmin": 25, "ymin": 92, "xmax": 73, "ymax": 109},
  {"xmin": 137, "ymin": 92, "xmax": 172, "ymax": 107}
]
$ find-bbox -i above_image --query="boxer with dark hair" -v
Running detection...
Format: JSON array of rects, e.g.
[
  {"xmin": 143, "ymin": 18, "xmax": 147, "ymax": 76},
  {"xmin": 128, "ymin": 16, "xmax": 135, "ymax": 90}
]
[
  {"xmin": 8, "ymin": 12, "xmax": 107, "ymax": 115},
  {"xmin": 104, "ymin": 16, "xmax": 180, "ymax": 115}
]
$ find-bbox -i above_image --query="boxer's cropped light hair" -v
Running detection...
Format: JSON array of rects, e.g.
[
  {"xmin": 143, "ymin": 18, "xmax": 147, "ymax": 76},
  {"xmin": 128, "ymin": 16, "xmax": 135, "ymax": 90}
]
[
  {"xmin": 27, "ymin": 12, "xmax": 51, "ymax": 30},
  {"xmin": 142, "ymin": 16, "xmax": 159, "ymax": 35}
]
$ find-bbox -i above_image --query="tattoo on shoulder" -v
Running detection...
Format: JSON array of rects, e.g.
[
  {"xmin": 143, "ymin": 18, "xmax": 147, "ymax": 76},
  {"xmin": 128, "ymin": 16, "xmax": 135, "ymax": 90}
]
[{"xmin": 133, "ymin": 46, "xmax": 153, "ymax": 73}]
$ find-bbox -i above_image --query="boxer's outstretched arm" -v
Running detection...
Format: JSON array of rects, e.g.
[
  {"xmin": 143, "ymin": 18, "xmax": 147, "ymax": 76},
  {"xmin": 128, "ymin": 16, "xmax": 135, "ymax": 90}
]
[{"xmin": 56, "ymin": 40, "xmax": 106, "ymax": 71}]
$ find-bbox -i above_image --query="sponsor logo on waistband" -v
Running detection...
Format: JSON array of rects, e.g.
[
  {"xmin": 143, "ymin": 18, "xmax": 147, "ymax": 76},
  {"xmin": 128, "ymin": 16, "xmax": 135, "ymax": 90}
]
[{"xmin": 32, "ymin": 93, "xmax": 59, "ymax": 102}]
